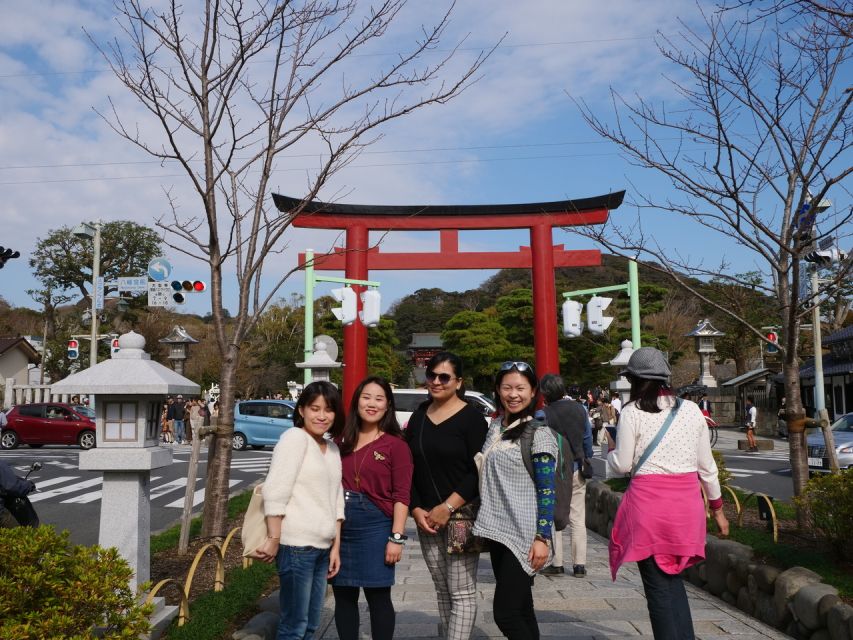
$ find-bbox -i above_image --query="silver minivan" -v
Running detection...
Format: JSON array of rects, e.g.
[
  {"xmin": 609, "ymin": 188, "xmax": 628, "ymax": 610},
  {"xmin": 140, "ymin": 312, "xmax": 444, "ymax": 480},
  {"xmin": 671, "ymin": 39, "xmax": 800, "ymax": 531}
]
[{"xmin": 392, "ymin": 388, "xmax": 495, "ymax": 428}]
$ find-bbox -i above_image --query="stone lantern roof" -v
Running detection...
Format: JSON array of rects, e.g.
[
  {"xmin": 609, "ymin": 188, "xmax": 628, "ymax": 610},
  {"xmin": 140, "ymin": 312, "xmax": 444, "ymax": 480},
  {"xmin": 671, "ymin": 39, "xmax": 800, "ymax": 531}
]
[
  {"xmin": 686, "ymin": 319, "xmax": 725, "ymax": 338},
  {"xmin": 51, "ymin": 330, "xmax": 200, "ymax": 396},
  {"xmin": 158, "ymin": 325, "xmax": 200, "ymax": 345}
]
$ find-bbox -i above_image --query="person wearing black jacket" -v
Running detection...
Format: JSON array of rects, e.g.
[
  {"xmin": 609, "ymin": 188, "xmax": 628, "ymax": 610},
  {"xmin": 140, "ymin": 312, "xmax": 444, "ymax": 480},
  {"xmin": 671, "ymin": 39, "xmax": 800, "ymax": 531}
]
[
  {"xmin": 538, "ymin": 375, "xmax": 594, "ymax": 578},
  {"xmin": 406, "ymin": 352, "xmax": 488, "ymax": 640},
  {"xmin": 0, "ymin": 459, "xmax": 35, "ymax": 528}
]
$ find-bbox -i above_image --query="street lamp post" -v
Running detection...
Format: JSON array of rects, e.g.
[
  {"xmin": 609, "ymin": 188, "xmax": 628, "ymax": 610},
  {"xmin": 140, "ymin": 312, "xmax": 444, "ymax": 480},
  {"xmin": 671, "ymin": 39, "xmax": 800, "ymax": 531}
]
[{"xmin": 73, "ymin": 221, "xmax": 102, "ymax": 367}]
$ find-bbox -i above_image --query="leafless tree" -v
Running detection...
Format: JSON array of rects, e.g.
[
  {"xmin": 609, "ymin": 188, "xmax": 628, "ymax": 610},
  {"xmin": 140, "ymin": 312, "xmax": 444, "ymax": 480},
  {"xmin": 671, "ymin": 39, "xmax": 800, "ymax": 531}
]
[
  {"xmin": 91, "ymin": 0, "xmax": 495, "ymax": 537},
  {"xmin": 725, "ymin": 0, "xmax": 852, "ymax": 38},
  {"xmin": 571, "ymin": 5, "xmax": 851, "ymax": 521}
]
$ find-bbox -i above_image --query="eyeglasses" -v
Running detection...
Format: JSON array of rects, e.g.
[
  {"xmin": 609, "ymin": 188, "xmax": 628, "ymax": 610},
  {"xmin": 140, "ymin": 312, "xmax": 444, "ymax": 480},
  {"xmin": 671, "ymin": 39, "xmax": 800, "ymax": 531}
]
[
  {"xmin": 499, "ymin": 361, "xmax": 533, "ymax": 374},
  {"xmin": 426, "ymin": 370, "xmax": 457, "ymax": 385}
]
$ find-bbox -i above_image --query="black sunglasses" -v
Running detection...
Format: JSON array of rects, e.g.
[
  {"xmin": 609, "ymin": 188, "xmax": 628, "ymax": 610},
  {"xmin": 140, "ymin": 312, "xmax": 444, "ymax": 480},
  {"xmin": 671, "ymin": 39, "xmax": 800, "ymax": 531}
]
[
  {"xmin": 499, "ymin": 361, "xmax": 533, "ymax": 374},
  {"xmin": 425, "ymin": 370, "xmax": 457, "ymax": 385}
]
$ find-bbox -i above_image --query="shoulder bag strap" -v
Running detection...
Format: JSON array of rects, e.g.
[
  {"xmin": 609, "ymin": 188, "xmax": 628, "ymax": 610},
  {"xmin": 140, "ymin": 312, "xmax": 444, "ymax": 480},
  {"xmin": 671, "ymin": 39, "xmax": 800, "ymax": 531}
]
[
  {"xmin": 418, "ymin": 411, "xmax": 444, "ymax": 506},
  {"xmin": 632, "ymin": 399, "xmax": 681, "ymax": 477}
]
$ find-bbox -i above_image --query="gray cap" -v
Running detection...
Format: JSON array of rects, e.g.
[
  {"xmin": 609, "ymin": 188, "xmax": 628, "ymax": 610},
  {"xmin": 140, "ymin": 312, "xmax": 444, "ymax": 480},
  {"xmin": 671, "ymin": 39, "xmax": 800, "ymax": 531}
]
[{"xmin": 620, "ymin": 347, "xmax": 671, "ymax": 381}]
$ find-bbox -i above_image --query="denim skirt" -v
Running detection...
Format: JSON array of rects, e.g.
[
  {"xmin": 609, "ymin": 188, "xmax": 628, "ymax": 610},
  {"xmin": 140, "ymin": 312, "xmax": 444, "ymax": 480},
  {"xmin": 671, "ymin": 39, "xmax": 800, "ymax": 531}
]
[{"xmin": 331, "ymin": 490, "xmax": 395, "ymax": 587}]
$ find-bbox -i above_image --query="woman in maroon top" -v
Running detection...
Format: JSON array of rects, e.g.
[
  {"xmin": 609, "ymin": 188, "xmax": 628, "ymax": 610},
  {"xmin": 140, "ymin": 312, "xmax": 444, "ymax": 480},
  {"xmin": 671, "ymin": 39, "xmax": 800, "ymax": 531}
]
[{"xmin": 329, "ymin": 376, "xmax": 414, "ymax": 640}]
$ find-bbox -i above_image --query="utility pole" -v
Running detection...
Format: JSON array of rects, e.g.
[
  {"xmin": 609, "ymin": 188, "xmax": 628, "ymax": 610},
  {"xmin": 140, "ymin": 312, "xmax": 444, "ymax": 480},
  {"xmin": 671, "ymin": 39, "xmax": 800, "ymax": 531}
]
[{"xmin": 810, "ymin": 265, "xmax": 839, "ymax": 472}]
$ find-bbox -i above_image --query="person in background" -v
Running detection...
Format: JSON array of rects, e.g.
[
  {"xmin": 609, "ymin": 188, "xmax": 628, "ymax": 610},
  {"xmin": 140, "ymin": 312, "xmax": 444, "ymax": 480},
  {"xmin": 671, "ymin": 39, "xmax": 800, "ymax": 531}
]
[
  {"xmin": 538, "ymin": 374, "xmax": 594, "ymax": 579},
  {"xmin": 745, "ymin": 396, "xmax": 759, "ymax": 452},
  {"xmin": 606, "ymin": 348, "xmax": 729, "ymax": 640},
  {"xmin": 188, "ymin": 399, "xmax": 203, "ymax": 443},
  {"xmin": 169, "ymin": 395, "xmax": 187, "ymax": 445},
  {"xmin": 0, "ymin": 459, "xmax": 36, "ymax": 528},
  {"xmin": 610, "ymin": 394, "xmax": 622, "ymax": 418},
  {"xmin": 329, "ymin": 376, "xmax": 413, "ymax": 640},
  {"xmin": 406, "ymin": 351, "xmax": 488, "ymax": 640},
  {"xmin": 254, "ymin": 381, "xmax": 346, "ymax": 640},
  {"xmin": 474, "ymin": 361, "xmax": 557, "ymax": 639}
]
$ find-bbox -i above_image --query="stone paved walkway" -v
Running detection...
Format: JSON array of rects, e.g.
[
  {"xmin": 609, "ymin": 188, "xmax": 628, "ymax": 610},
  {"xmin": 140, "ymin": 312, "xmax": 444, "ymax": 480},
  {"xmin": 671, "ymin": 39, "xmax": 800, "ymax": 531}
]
[{"xmin": 315, "ymin": 525, "xmax": 792, "ymax": 639}]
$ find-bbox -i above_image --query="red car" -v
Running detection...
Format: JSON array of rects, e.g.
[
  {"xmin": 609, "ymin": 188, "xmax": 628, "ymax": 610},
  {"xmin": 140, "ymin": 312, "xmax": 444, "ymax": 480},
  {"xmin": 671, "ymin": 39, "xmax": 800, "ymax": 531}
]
[{"xmin": 1, "ymin": 403, "xmax": 96, "ymax": 450}]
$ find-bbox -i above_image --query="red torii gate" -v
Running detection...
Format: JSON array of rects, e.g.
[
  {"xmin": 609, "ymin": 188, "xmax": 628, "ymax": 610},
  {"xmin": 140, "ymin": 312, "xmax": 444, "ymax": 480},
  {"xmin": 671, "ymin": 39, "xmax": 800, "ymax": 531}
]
[{"xmin": 273, "ymin": 191, "xmax": 625, "ymax": 405}]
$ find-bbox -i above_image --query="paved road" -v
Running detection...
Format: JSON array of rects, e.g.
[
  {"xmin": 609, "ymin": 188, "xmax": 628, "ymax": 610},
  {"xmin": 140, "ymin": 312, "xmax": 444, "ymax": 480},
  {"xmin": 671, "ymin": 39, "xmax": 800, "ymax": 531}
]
[
  {"xmin": 0, "ymin": 443, "xmax": 271, "ymax": 546},
  {"xmin": 590, "ymin": 427, "xmax": 795, "ymax": 501}
]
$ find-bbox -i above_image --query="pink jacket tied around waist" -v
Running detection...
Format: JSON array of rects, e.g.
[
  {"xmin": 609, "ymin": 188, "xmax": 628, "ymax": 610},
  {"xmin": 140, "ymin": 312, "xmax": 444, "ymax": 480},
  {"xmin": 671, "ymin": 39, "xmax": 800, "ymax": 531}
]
[{"xmin": 609, "ymin": 472, "xmax": 707, "ymax": 581}]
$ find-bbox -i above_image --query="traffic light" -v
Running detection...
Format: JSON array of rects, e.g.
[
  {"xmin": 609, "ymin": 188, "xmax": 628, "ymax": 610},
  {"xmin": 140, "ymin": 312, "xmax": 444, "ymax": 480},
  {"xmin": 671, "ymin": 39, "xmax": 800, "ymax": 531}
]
[
  {"xmin": 803, "ymin": 248, "xmax": 841, "ymax": 266},
  {"xmin": 0, "ymin": 246, "xmax": 21, "ymax": 269},
  {"xmin": 331, "ymin": 287, "xmax": 358, "ymax": 325},
  {"xmin": 170, "ymin": 281, "xmax": 186, "ymax": 304},
  {"xmin": 111, "ymin": 338, "xmax": 121, "ymax": 356},
  {"xmin": 67, "ymin": 339, "xmax": 79, "ymax": 360},
  {"xmin": 766, "ymin": 331, "xmax": 779, "ymax": 354},
  {"xmin": 360, "ymin": 289, "xmax": 381, "ymax": 327},
  {"xmin": 587, "ymin": 296, "xmax": 614, "ymax": 335},
  {"xmin": 562, "ymin": 300, "xmax": 583, "ymax": 338},
  {"xmin": 192, "ymin": 280, "xmax": 206, "ymax": 292}
]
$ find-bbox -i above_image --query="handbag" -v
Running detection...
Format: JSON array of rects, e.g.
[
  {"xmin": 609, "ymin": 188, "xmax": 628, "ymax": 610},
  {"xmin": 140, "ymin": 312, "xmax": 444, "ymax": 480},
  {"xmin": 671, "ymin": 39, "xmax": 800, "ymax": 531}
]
[
  {"xmin": 240, "ymin": 484, "xmax": 267, "ymax": 558},
  {"xmin": 418, "ymin": 413, "xmax": 487, "ymax": 555}
]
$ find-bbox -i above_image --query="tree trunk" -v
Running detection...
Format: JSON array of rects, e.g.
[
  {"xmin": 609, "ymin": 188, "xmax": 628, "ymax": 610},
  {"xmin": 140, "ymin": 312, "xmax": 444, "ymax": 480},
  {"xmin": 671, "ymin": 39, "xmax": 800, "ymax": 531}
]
[
  {"xmin": 782, "ymin": 361, "xmax": 810, "ymax": 529},
  {"xmin": 200, "ymin": 345, "xmax": 239, "ymax": 539}
]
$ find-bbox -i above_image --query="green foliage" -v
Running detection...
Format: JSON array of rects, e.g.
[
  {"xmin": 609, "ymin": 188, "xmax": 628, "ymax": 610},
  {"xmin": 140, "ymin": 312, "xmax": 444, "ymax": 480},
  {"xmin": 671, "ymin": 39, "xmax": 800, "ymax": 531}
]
[
  {"xmin": 441, "ymin": 310, "xmax": 512, "ymax": 391},
  {"xmin": 796, "ymin": 469, "xmax": 853, "ymax": 559},
  {"xmin": 713, "ymin": 449, "xmax": 732, "ymax": 487},
  {"xmin": 29, "ymin": 221, "xmax": 162, "ymax": 301},
  {"xmin": 389, "ymin": 287, "xmax": 482, "ymax": 346},
  {"xmin": 165, "ymin": 561, "xmax": 276, "ymax": 640},
  {"xmin": 368, "ymin": 318, "xmax": 407, "ymax": 383},
  {"xmin": 0, "ymin": 526, "xmax": 153, "ymax": 639},
  {"xmin": 494, "ymin": 288, "xmax": 535, "ymax": 361}
]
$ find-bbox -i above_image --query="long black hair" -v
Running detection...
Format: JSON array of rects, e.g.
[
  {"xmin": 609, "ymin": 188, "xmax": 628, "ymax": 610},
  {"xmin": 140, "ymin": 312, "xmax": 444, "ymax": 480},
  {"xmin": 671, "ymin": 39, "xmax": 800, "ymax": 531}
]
[
  {"xmin": 495, "ymin": 362, "xmax": 540, "ymax": 442},
  {"xmin": 294, "ymin": 380, "xmax": 344, "ymax": 434},
  {"xmin": 627, "ymin": 375, "xmax": 674, "ymax": 413},
  {"xmin": 334, "ymin": 376, "xmax": 403, "ymax": 455}
]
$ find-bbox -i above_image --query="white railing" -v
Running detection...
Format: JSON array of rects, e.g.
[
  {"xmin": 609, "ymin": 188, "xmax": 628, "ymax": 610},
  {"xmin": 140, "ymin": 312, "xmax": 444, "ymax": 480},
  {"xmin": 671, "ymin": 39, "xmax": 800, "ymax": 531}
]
[{"xmin": 3, "ymin": 378, "xmax": 72, "ymax": 409}]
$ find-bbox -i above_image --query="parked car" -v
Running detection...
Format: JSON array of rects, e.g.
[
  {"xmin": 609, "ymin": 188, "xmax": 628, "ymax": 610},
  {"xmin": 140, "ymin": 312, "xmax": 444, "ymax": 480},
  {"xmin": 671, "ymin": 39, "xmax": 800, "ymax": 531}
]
[
  {"xmin": 807, "ymin": 412, "xmax": 853, "ymax": 472},
  {"xmin": 392, "ymin": 388, "xmax": 496, "ymax": 428},
  {"xmin": 72, "ymin": 405, "xmax": 95, "ymax": 418},
  {"xmin": 1, "ymin": 403, "xmax": 97, "ymax": 450},
  {"xmin": 232, "ymin": 399, "xmax": 296, "ymax": 450}
]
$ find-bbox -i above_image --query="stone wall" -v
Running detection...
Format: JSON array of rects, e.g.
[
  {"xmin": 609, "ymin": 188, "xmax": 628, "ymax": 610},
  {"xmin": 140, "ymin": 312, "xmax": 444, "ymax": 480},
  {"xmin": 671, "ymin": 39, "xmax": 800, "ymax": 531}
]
[{"xmin": 585, "ymin": 480, "xmax": 853, "ymax": 640}]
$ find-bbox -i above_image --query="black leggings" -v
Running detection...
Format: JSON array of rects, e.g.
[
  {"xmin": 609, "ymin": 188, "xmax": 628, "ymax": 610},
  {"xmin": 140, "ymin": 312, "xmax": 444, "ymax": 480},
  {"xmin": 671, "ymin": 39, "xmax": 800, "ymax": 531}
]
[
  {"xmin": 332, "ymin": 585, "xmax": 395, "ymax": 640},
  {"xmin": 489, "ymin": 541, "xmax": 539, "ymax": 640}
]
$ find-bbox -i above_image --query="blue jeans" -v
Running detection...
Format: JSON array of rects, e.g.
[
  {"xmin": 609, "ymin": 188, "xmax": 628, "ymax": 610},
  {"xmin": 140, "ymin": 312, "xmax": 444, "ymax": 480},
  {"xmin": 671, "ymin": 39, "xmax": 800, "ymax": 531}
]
[
  {"xmin": 637, "ymin": 557, "xmax": 695, "ymax": 640},
  {"xmin": 276, "ymin": 545, "xmax": 330, "ymax": 640},
  {"xmin": 173, "ymin": 419, "xmax": 185, "ymax": 442}
]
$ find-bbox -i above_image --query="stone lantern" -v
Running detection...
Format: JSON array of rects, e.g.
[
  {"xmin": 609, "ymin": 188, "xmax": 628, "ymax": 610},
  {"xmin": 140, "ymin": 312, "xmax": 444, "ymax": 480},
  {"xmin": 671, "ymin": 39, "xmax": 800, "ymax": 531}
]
[
  {"xmin": 686, "ymin": 319, "xmax": 725, "ymax": 388},
  {"xmin": 159, "ymin": 325, "xmax": 199, "ymax": 376},
  {"xmin": 296, "ymin": 336, "xmax": 342, "ymax": 383},
  {"xmin": 50, "ymin": 331, "xmax": 199, "ymax": 590},
  {"xmin": 609, "ymin": 339, "xmax": 635, "ymax": 406}
]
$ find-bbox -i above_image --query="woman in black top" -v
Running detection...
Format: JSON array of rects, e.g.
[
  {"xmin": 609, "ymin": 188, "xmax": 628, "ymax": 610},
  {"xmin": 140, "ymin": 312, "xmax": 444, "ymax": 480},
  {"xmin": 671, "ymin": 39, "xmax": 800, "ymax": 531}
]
[{"xmin": 407, "ymin": 352, "xmax": 488, "ymax": 640}]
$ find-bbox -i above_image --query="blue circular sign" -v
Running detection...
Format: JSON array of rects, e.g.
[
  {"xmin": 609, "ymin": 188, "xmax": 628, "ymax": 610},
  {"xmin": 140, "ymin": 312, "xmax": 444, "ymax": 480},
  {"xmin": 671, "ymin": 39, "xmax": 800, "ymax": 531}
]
[{"xmin": 148, "ymin": 258, "xmax": 172, "ymax": 282}]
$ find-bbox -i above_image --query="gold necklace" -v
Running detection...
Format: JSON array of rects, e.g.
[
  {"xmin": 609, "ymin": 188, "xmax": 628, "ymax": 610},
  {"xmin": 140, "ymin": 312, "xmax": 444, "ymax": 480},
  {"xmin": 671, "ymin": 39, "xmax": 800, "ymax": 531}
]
[{"xmin": 354, "ymin": 430, "xmax": 381, "ymax": 489}]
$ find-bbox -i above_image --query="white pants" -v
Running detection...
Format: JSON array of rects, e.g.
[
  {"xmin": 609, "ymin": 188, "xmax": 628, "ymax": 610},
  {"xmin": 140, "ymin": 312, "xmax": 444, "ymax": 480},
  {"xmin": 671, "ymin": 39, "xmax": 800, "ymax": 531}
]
[
  {"xmin": 553, "ymin": 469, "xmax": 588, "ymax": 567},
  {"xmin": 418, "ymin": 529, "xmax": 479, "ymax": 640}
]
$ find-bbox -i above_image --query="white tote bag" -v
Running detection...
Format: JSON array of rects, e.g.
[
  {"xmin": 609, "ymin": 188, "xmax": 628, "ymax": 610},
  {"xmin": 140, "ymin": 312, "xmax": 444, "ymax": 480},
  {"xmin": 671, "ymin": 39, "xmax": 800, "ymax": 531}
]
[{"xmin": 241, "ymin": 484, "xmax": 267, "ymax": 558}]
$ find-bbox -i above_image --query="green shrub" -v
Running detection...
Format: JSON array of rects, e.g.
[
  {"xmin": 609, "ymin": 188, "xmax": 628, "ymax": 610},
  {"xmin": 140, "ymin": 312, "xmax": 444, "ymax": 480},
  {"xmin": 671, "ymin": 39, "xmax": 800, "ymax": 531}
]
[
  {"xmin": 796, "ymin": 468, "xmax": 853, "ymax": 559},
  {"xmin": 713, "ymin": 449, "xmax": 732, "ymax": 487},
  {"xmin": 0, "ymin": 526, "xmax": 153, "ymax": 639}
]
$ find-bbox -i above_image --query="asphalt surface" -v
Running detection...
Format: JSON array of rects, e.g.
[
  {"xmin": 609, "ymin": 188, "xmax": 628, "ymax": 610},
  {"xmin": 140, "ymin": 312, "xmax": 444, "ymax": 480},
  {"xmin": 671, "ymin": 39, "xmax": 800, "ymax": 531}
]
[{"xmin": 0, "ymin": 442, "xmax": 271, "ymax": 546}]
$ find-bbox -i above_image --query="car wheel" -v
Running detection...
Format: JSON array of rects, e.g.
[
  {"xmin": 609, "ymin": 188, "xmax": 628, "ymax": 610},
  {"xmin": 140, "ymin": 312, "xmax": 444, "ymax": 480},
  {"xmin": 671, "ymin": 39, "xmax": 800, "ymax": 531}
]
[
  {"xmin": 1, "ymin": 430, "xmax": 19, "ymax": 449},
  {"xmin": 232, "ymin": 432, "xmax": 248, "ymax": 451},
  {"xmin": 78, "ymin": 430, "xmax": 96, "ymax": 450}
]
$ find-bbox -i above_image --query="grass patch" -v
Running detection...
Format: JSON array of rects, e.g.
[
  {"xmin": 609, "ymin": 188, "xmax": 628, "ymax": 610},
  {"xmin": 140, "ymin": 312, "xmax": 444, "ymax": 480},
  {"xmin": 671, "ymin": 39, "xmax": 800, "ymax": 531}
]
[
  {"xmin": 165, "ymin": 561, "xmax": 277, "ymax": 640},
  {"xmin": 150, "ymin": 487, "xmax": 257, "ymax": 554}
]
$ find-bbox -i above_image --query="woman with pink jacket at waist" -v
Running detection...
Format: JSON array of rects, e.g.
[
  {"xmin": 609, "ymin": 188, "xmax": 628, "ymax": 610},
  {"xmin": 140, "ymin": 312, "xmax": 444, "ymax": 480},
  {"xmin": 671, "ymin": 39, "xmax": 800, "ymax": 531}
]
[{"xmin": 605, "ymin": 348, "xmax": 729, "ymax": 640}]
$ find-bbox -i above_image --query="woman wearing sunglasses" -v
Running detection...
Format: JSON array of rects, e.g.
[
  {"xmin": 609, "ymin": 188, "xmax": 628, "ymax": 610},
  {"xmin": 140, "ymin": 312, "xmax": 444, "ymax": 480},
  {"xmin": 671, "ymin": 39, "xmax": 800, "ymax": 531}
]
[
  {"xmin": 606, "ymin": 348, "xmax": 729, "ymax": 640},
  {"xmin": 473, "ymin": 361, "xmax": 558, "ymax": 640},
  {"xmin": 406, "ymin": 351, "xmax": 488, "ymax": 640}
]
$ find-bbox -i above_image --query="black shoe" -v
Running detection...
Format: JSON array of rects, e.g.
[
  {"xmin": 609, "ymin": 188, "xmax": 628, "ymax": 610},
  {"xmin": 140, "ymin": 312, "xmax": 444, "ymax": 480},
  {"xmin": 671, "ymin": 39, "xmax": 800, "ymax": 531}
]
[
  {"xmin": 573, "ymin": 565, "xmax": 586, "ymax": 577},
  {"xmin": 541, "ymin": 565, "xmax": 565, "ymax": 576}
]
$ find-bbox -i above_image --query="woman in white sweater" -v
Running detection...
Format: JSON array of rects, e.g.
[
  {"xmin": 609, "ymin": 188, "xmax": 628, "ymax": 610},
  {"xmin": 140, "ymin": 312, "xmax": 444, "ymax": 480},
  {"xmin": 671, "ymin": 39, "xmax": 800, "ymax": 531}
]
[{"xmin": 254, "ymin": 381, "xmax": 346, "ymax": 640}]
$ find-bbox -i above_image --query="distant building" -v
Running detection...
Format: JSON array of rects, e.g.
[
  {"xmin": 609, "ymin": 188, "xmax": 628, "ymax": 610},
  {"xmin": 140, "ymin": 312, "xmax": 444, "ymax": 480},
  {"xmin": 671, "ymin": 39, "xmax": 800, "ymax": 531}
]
[
  {"xmin": 0, "ymin": 337, "xmax": 42, "ymax": 403},
  {"xmin": 407, "ymin": 333, "xmax": 443, "ymax": 385},
  {"xmin": 799, "ymin": 325, "xmax": 853, "ymax": 419}
]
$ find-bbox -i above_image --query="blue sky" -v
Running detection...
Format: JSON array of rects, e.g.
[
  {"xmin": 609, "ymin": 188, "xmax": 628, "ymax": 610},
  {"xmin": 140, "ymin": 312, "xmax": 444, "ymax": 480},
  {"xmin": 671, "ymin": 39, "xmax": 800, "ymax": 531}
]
[{"xmin": 1, "ymin": 1, "xmax": 849, "ymax": 319}]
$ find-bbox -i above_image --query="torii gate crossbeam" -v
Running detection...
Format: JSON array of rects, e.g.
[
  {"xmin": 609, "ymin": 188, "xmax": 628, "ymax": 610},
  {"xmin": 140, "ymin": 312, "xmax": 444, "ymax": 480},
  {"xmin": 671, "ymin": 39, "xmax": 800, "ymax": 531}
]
[{"xmin": 273, "ymin": 191, "xmax": 625, "ymax": 406}]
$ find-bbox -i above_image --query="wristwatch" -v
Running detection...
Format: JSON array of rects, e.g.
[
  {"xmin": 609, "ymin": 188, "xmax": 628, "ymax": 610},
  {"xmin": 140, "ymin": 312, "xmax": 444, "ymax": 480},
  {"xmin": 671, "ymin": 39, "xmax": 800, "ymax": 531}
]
[
  {"xmin": 445, "ymin": 502, "xmax": 456, "ymax": 514},
  {"xmin": 534, "ymin": 534, "xmax": 551, "ymax": 547},
  {"xmin": 389, "ymin": 532, "xmax": 408, "ymax": 544}
]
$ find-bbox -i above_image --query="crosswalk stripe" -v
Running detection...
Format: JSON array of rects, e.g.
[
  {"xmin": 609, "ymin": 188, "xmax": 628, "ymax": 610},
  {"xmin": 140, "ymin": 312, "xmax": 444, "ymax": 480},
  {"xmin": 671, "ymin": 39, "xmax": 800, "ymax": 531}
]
[
  {"xmin": 32, "ymin": 475, "xmax": 78, "ymax": 489},
  {"xmin": 726, "ymin": 468, "xmax": 769, "ymax": 474},
  {"xmin": 165, "ymin": 479, "xmax": 240, "ymax": 508},
  {"xmin": 61, "ymin": 475, "xmax": 165, "ymax": 504},
  {"xmin": 29, "ymin": 477, "xmax": 102, "ymax": 502},
  {"xmin": 150, "ymin": 478, "xmax": 188, "ymax": 499}
]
